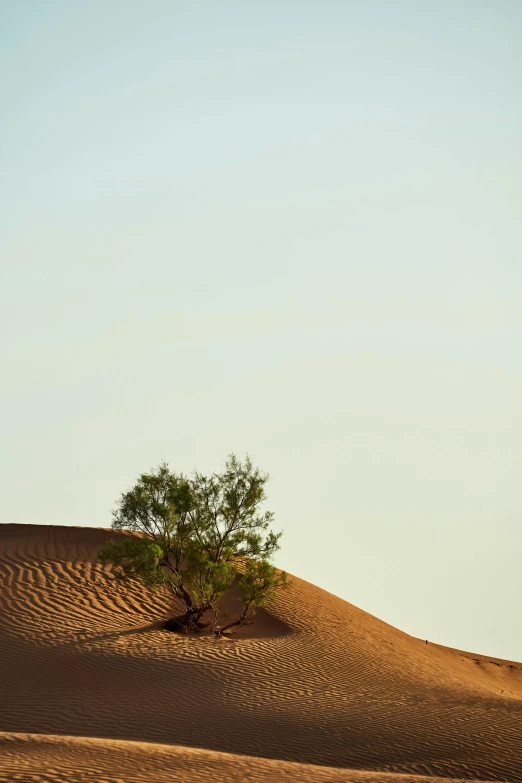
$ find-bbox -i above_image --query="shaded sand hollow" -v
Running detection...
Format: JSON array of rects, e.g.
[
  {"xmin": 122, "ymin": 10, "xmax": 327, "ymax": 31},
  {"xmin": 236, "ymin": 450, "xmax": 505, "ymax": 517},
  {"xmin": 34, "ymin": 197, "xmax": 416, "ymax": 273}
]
[{"xmin": 0, "ymin": 524, "xmax": 521, "ymax": 782}]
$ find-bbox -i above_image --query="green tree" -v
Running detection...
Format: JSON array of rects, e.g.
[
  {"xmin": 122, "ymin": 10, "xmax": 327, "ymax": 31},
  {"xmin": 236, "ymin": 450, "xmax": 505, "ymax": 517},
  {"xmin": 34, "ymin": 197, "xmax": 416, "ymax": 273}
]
[{"xmin": 99, "ymin": 455, "xmax": 286, "ymax": 634}]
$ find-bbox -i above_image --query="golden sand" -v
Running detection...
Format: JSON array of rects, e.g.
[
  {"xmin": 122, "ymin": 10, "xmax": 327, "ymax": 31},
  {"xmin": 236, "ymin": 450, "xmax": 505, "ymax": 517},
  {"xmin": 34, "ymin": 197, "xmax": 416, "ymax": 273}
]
[{"xmin": 1, "ymin": 524, "xmax": 520, "ymax": 782}]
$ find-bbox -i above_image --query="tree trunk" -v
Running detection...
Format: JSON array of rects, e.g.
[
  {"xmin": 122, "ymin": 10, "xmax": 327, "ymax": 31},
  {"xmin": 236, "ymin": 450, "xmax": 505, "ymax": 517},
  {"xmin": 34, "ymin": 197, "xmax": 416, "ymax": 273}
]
[
  {"xmin": 163, "ymin": 607, "xmax": 208, "ymax": 633},
  {"xmin": 217, "ymin": 603, "xmax": 253, "ymax": 635}
]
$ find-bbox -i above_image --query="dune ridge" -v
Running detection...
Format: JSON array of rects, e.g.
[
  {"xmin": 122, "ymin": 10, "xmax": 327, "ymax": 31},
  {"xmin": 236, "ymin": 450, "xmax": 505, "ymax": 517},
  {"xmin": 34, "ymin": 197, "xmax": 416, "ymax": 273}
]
[
  {"xmin": 1, "ymin": 523, "xmax": 521, "ymax": 782},
  {"xmin": 0, "ymin": 733, "xmax": 504, "ymax": 783}
]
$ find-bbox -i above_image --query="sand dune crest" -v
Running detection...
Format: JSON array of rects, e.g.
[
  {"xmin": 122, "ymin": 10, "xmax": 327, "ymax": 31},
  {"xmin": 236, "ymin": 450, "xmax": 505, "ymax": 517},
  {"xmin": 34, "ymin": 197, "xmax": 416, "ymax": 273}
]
[{"xmin": 0, "ymin": 733, "xmax": 503, "ymax": 783}]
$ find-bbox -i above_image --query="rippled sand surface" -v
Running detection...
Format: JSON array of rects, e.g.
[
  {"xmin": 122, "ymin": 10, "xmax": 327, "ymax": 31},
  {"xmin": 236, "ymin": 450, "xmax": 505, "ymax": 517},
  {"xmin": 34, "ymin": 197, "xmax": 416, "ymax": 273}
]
[{"xmin": 1, "ymin": 523, "xmax": 521, "ymax": 782}]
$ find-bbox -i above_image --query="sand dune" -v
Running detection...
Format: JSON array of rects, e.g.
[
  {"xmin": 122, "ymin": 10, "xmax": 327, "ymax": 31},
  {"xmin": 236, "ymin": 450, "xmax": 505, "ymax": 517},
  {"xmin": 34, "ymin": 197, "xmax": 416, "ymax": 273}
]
[
  {"xmin": 0, "ymin": 523, "xmax": 521, "ymax": 782},
  {"xmin": 0, "ymin": 733, "xmax": 503, "ymax": 783}
]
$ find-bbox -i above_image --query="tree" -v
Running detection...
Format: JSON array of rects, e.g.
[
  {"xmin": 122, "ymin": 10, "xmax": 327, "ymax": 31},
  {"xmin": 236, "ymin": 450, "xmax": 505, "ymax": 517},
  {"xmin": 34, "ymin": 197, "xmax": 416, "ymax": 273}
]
[{"xmin": 99, "ymin": 455, "xmax": 286, "ymax": 634}]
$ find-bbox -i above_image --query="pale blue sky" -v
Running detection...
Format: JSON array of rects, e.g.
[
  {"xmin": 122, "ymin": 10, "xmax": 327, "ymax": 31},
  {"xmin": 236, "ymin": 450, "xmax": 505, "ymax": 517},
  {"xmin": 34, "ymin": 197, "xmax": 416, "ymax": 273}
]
[{"xmin": 1, "ymin": 1, "xmax": 521, "ymax": 660}]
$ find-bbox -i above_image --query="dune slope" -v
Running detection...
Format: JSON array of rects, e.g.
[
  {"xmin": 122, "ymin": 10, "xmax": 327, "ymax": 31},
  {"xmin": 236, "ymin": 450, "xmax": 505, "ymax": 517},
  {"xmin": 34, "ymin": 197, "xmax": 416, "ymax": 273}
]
[
  {"xmin": 0, "ymin": 523, "xmax": 521, "ymax": 782},
  {"xmin": 0, "ymin": 733, "xmax": 504, "ymax": 783}
]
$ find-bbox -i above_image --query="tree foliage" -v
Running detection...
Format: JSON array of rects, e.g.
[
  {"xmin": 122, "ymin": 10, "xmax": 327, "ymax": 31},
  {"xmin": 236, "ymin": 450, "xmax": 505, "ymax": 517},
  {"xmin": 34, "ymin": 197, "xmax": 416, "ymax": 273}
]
[{"xmin": 99, "ymin": 455, "xmax": 286, "ymax": 634}]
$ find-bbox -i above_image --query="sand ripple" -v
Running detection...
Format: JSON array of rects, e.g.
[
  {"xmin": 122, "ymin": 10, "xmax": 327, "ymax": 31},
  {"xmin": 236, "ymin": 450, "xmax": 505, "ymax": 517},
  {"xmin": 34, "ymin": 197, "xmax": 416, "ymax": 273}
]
[{"xmin": 1, "ymin": 524, "xmax": 521, "ymax": 782}]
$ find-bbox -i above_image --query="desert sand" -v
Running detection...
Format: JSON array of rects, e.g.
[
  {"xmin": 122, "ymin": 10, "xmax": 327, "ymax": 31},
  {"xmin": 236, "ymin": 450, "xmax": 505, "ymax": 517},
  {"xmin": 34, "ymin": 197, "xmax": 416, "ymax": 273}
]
[{"xmin": 0, "ymin": 523, "xmax": 521, "ymax": 782}]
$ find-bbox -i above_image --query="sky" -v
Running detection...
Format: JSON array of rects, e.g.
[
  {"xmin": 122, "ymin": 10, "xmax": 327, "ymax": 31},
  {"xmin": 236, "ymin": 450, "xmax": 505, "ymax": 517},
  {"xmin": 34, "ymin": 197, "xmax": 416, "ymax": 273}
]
[{"xmin": 1, "ymin": 0, "xmax": 521, "ymax": 661}]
